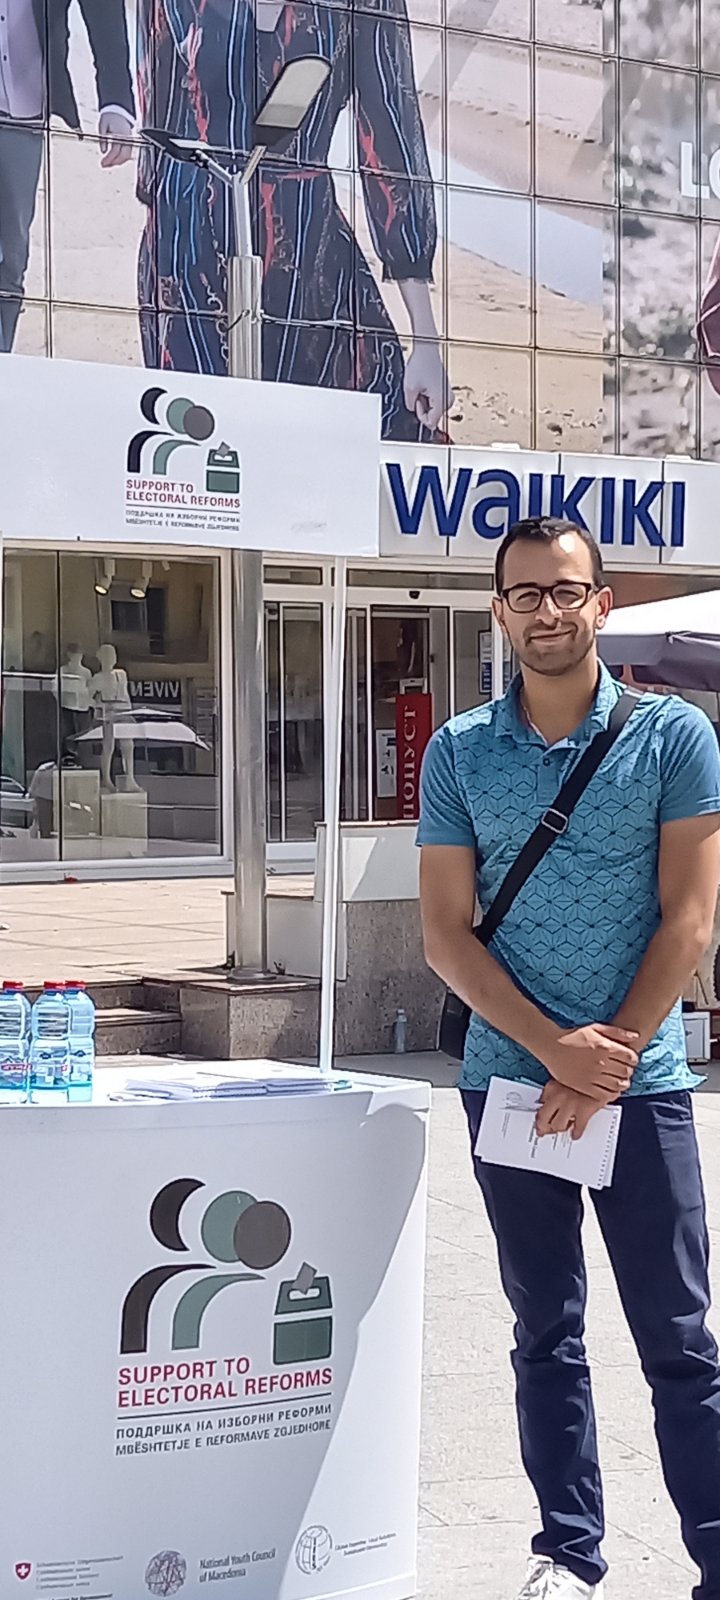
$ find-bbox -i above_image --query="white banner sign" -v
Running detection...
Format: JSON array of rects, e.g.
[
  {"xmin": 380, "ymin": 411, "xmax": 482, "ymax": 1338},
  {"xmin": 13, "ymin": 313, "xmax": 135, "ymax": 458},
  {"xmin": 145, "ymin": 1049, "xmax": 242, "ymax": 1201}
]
[
  {"xmin": 0, "ymin": 1082, "xmax": 428, "ymax": 1600},
  {"xmin": 0, "ymin": 356, "xmax": 380, "ymax": 558}
]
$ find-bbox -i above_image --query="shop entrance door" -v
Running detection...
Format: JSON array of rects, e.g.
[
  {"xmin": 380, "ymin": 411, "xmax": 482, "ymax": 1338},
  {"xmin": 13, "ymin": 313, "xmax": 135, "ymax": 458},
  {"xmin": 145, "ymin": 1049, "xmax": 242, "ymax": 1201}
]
[{"xmin": 341, "ymin": 605, "xmax": 450, "ymax": 825}]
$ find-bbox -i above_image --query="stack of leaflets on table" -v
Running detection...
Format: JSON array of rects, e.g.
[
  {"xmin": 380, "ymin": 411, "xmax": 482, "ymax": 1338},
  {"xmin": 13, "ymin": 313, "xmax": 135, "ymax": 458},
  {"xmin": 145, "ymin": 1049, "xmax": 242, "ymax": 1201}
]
[{"xmin": 109, "ymin": 1063, "xmax": 347, "ymax": 1102}]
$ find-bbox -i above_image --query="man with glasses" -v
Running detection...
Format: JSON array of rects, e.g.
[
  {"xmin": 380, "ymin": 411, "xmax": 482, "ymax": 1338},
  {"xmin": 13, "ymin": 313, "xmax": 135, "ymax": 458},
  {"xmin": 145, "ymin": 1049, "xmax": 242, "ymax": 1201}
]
[{"xmin": 418, "ymin": 516, "xmax": 720, "ymax": 1600}]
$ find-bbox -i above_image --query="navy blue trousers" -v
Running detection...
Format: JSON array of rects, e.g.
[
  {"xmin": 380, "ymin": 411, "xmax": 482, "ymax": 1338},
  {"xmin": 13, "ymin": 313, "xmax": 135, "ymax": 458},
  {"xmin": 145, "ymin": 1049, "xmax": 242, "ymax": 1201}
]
[{"xmin": 462, "ymin": 1089, "xmax": 720, "ymax": 1597}]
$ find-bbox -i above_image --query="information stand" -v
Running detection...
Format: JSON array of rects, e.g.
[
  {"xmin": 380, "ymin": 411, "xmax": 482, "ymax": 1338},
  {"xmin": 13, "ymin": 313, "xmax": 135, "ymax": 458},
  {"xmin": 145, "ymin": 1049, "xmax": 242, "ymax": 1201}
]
[
  {"xmin": 0, "ymin": 1067, "xmax": 429, "ymax": 1600},
  {"xmin": 0, "ymin": 358, "xmax": 431, "ymax": 1600}
]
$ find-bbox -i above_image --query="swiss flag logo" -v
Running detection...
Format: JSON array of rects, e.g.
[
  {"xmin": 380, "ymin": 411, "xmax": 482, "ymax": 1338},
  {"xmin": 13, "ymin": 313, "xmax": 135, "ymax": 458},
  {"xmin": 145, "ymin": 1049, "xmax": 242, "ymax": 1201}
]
[{"xmin": 15, "ymin": 1564, "xmax": 31, "ymax": 1581}]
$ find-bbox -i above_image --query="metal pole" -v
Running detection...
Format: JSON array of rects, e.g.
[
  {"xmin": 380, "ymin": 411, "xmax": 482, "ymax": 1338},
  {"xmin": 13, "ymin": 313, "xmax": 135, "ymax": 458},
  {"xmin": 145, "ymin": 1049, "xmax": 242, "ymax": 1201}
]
[
  {"xmin": 227, "ymin": 172, "xmax": 267, "ymax": 974},
  {"xmin": 318, "ymin": 558, "xmax": 348, "ymax": 1077}
]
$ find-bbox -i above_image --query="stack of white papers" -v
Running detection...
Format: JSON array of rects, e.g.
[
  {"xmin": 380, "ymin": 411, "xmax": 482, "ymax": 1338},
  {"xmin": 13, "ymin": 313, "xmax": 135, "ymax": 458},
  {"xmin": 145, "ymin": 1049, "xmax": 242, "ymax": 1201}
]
[
  {"xmin": 474, "ymin": 1077, "xmax": 622, "ymax": 1190},
  {"xmin": 109, "ymin": 1064, "xmax": 350, "ymax": 1103}
]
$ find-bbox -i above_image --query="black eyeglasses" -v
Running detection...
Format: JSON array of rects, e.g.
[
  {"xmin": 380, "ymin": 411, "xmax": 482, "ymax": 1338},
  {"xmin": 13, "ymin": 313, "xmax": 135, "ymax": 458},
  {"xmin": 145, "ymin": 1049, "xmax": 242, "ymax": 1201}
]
[{"xmin": 500, "ymin": 581, "xmax": 597, "ymax": 615}]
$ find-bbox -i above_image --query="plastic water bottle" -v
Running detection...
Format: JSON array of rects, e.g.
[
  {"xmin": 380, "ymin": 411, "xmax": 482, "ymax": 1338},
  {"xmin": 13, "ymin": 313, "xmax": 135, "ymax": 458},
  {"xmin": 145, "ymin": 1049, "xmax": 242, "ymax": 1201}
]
[
  {"xmin": 66, "ymin": 983, "xmax": 96, "ymax": 1103},
  {"xmin": 30, "ymin": 984, "xmax": 70, "ymax": 1103},
  {"xmin": 0, "ymin": 981, "xmax": 30, "ymax": 1103}
]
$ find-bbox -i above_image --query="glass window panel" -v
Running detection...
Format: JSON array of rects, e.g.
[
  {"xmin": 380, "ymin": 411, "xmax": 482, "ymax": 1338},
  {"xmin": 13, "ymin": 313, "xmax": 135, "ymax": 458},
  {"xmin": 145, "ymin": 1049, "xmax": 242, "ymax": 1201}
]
[
  {"xmin": 453, "ymin": 611, "xmax": 492, "ymax": 715},
  {"xmin": 366, "ymin": 332, "xmax": 453, "ymax": 443},
  {"xmin": 620, "ymin": 62, "xmax": 698, "ymax": 215},
  {"xmin": 535, "ymin": 0, "xmax": 615, "ymax": 54},
  {"xmin": 620, "ymin": 0, "xmax": 698, "ymax": 68},
  {"xmin": 700, "ymin": 78, "xmax": 720, "ymax": 221},
  {"xmin": 258, "ymin": 33, "xmax": 353, "ymax": 175},
  {"xmin": 52, "ymin": 304, "xmax": 145, "ymax": 366},
  {"xmin": 700, "ymin": 220, "xmax": 720, "ymax": 388},
  {"xmin": 57, "ymin": 554, "xmax": 222, "ymax": 863},
  {"xmin": 9, "ymin": 301, "xmax": 49, "ymax": 360},
  {"xmin": 354, "ymin": 18, "xmax": 443, "ymax": 184},
  {"xmin": 447, "ymin": 342, "xmax": 532, "ymax": 445},
  {"xmin": 700, "ymin": 356, "xmax": 720, "ymax": 458},
  {"xmin": 355, "ymin": 181, "xmax": 446, "ymax": 338},
  {"xmin": 49, "ymin": 134, "xmax": 143, "ymax": 311},
  {"xmin": 446, "ymin": 0, "xmax": 531, "ymax": 40},
  {"xmin": 282, "ymin": 606, "xmax": 324, "ymax": 843},
  {"xmin": 264, "ymin": 567, "xmax": 323, "ymax": 584},
  {"xmin": 1, "ymin": 550, "xmax": 60, "ymax": 867},
  {"xmin": 265, "ymin": 604, "xmax": 281, "ymax": 845},
  {"xmin": 535, "ymin": 203, "xmax": 617, "ymax": 355},
  {"xmin": 259, "ymin": 163, "xmax": 357, "ymax": 330},
  {"xmin": 341, "ymin": 609, "xmax": 369, "ymax": 824},
  {"xmin": 354, "ymin": 0, "xmax": 442, "ymax": 23},
  {"xmin": 535, "ymin": 352, "xmax": 615, "ymax": 453},
  {"xmin": 448, "ymin": 189, "xmax": 530, "ymax": 345},
  {"xmin": 620, "ymin": 213, "xmax": 698, "ymax": 361},
  {"xmin": 0, "ymin": 125, "xmax": 48, "ymax": 341},
  {"xmin": 702, "ymin": 0, "xmax": 720, "ymax": 75},
  {"xmin": 446, "ymin": 35, "xmax": 531, "ymax": 194},
  {"xmin": 535, "ymin": 51, "xmax": 615, "ymax": 206},
  {"xmin": 619, "ymin": 359, "xmax": 699, "ymax": 455}
]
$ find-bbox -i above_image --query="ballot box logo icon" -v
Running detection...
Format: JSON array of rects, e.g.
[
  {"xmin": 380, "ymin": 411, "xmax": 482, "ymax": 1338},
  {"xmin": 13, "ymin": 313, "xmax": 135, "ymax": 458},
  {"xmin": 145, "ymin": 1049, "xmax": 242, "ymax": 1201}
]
[
  {"xmin": 127, "ymin": 389, "xmax": 241, "ymax": 499},
  {"xmin": 274, "ymin": 1267, "xmax": 334, "ymax": 1365},
  {"xmin": 14, "ymin": 1563, "xmax": 32, "ymax": 1582},
  {"xmin": 120, "ymin": 1178, "xmax": 292, "ymax": 1354}
]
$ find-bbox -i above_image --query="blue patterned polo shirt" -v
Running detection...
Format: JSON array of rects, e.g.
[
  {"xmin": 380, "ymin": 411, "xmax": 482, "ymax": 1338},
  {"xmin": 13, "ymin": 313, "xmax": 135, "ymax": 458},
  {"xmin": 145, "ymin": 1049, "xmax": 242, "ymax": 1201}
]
[{"xmin": 417, "ymin": 666, "xmax": 720, "ymax": 1094}]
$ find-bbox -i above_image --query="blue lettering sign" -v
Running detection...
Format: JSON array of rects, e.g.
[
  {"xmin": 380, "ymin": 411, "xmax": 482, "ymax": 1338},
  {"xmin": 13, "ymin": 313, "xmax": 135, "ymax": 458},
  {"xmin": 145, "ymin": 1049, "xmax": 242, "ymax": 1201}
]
[
  {"xmin": 471, "ymin": 471, "xmax": 520, "ymax": 539},
  {"xmin": 527, "ymin": 473, "xmax": 545, "ymax": 518},
  {"xmin": 383, "ymin": 463, "xmax": 686, "ymax": 548},
  {"xmin": 670, "ymin": 481, "xmax": 686, "ymax": 548},
  {"xmin": 549, "ymin": 474, "xmax": 594, "ymax": 527},
  {"xmin": 620, "ymin": 480, "xmax": 663, "ymax": 546},
  {"xmin": 599, "ymin": 478, "xmax": 616, "ymax": 545},
  {"xmin": 384, "ymin": 462, "xmax": 471, "ymax": 537}
]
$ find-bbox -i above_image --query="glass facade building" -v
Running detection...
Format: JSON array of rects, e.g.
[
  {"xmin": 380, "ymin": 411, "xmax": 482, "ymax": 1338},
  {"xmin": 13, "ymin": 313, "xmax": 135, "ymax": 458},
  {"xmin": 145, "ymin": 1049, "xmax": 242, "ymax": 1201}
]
[{"xmin": 2, "ymin": 0, "xmax": 720, "ymax": 876}]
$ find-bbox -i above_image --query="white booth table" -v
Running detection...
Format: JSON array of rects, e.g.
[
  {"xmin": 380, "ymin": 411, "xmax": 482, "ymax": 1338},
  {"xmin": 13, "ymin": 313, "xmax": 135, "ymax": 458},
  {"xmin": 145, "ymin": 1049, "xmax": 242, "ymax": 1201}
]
[{"xmin": 0, "ymin": 1065, "xmax": 430, "ymax": 1600}]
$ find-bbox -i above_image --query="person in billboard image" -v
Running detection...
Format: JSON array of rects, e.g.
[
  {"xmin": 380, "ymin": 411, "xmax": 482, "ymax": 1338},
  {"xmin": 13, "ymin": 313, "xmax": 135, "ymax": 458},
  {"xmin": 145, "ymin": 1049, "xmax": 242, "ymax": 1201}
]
[
  {"xmin": 0, "ymin": 0, "xmax": 135, "ymax": 354},
  {"xmin": 135, "ymin": 0, "xmax": 451, "ymax": 441},
  {"xmin": 700, "ymin": 234, "xmax": 720, "ymax": 403}
]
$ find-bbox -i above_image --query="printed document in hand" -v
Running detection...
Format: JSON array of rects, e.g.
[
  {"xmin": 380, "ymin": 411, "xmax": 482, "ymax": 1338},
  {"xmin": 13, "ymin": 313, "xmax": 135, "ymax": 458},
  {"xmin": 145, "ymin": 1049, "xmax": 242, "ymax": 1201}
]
[{"xmin": 475, "ymin": 1077, "xmax": 622, "ymax": 1190}]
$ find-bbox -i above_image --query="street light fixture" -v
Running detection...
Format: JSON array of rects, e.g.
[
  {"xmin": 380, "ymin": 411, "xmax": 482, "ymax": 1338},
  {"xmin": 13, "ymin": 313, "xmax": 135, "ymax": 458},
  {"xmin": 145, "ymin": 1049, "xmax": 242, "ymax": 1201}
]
[{"xmin": 142, "ymin": 56, "xmax": 330, "ymax": 978}]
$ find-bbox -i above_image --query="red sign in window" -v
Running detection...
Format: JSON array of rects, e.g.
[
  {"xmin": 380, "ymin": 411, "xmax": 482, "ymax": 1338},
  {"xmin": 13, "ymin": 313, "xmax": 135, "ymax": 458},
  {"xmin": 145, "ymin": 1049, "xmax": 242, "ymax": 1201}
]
[{"xmin": 395, "ymin": 694, "xmax": 433, "ymax": 821}]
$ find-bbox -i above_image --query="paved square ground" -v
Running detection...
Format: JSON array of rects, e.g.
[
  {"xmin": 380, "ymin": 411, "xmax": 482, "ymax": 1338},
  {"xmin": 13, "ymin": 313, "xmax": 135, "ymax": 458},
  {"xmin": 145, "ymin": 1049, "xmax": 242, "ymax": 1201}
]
[{"xmin": 420, "ymin": 1076, "xmax": 720, "ymax": 1600}]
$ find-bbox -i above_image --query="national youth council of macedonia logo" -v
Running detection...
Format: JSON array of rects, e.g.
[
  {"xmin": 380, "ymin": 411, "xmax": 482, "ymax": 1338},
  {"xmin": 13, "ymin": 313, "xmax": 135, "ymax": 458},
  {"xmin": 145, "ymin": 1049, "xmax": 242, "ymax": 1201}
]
[
  {"xmin": 145, "ymin": 1550, "xmax": 187, "ymax": 1596},
  {"xmin": 121, "ymin": 1178, "xmax": 291, "ymax": 1355},
  {"xmin": 127, "ymin": 387, "xmax": 240, "ymax": 494}
]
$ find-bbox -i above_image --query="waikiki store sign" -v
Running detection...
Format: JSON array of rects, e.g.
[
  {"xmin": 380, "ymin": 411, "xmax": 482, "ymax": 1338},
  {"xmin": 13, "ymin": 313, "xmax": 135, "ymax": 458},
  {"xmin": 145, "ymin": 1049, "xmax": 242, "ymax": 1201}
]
[{"xmin": 379, "ymin": 446, "xmax": 720, "ymax": 569}]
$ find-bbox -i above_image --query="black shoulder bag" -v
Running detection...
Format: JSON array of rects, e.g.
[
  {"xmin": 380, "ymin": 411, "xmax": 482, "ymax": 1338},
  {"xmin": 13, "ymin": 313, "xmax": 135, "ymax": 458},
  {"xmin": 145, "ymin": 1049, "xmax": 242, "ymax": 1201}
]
[{"xmin": 437, "ymin": 690, "xmax": 641, "ymax": 1061}]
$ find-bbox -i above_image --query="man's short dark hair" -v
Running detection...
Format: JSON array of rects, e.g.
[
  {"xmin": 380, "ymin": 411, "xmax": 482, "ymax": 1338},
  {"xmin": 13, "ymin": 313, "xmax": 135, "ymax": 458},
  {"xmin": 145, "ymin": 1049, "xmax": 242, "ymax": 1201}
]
[{"xmin": 494, "ymin": 517, "xmax": 605, "ymax": 593}]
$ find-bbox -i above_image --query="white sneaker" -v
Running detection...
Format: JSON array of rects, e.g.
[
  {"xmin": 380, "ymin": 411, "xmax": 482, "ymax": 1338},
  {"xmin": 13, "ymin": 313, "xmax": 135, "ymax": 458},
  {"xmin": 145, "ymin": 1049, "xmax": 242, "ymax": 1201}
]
[{"xmin": 517, "ymin": 1556, "xmax": 604, "ymax": 1600}]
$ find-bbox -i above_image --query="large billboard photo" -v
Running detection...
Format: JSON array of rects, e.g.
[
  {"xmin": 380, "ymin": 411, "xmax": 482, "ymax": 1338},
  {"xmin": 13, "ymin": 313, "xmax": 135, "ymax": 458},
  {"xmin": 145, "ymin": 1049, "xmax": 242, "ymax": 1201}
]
[{"xmin": 3, "ymin": 0, "xmax": 720, "ymax": 458}]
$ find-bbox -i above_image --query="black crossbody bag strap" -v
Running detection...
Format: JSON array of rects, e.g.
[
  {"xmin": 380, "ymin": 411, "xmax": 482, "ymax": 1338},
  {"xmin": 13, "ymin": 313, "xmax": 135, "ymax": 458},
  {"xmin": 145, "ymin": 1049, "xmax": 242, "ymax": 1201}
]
[
  {"xmin": 437, "ymin": 688, "xmax": 641, "ymax": 1060},
  {"xmin": 478, "ymin": 688, "xmax": 640, "ymax": 949}
]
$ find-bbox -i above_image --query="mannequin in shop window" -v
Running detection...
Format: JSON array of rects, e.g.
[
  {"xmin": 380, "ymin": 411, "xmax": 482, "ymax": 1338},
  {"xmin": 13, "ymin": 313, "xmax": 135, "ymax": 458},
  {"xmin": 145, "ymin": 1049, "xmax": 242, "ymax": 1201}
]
[{"xmin": 89, "ymin": 645, "xmax": 142, "ymax": 793}]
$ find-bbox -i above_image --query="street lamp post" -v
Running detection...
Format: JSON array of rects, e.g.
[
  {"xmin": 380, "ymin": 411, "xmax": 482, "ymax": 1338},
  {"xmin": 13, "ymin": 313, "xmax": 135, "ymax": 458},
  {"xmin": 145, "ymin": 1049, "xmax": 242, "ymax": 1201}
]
[{"xmin": 143, "ymin": 57, "xmax": 330, "ymax": 976}]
